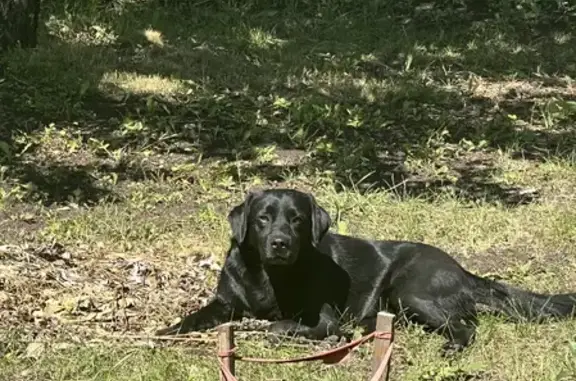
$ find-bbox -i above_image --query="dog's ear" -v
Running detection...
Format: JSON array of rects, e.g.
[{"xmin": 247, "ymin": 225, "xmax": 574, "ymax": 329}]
[
  {"xmin": 308, "ymin": 194, "xmax": 331, "ymax": 247},
  {"xmin": 227, "ymin": 191, "xmax": 258, "ymax": 245}
]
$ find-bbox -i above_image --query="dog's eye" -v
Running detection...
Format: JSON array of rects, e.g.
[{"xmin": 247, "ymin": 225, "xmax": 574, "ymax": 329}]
[
  {"xmin": 258, "ymin": 215, "xmax": 270, "ymax": 223},
  {"xmin": 292, "ymin": 216, "xmax": 303, "ymax": 224}
]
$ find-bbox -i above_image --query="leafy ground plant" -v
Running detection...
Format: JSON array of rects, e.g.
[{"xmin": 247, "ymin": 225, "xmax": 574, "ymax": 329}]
[{"xmin": 1, "ymin": 0, "xmax": 576, "ymax": 380}]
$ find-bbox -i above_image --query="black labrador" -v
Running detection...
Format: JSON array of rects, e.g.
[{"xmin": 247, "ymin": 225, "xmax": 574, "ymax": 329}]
[{"xmin": 156, "ymin": 188, "xmax": 576, "ymax": 355}]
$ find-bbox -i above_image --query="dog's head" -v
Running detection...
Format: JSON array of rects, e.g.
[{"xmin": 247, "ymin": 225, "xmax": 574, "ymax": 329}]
[{"xmin": 227, "ymin": 189, "xmax": 332, "ymax": 265}]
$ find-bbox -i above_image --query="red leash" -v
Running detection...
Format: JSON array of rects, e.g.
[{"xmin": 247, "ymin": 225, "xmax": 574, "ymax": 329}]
[{"xmin": 217, "ymin": 331, "xmax": 393, "ymax": 381}]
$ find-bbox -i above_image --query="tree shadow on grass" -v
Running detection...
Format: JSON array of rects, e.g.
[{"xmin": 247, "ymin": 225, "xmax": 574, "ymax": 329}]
[
  {"xmin": 1, "ymin": 0, "xmax": 575, "ymax": 206},
  {"xmin": 7, "ymin": 161, "xmax": 112, "ymax": 205}
]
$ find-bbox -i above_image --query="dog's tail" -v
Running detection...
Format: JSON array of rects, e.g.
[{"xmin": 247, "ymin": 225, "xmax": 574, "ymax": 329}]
[{"xmin": 468, "ymin": 271, "xmax": 576, "ymax": 322}]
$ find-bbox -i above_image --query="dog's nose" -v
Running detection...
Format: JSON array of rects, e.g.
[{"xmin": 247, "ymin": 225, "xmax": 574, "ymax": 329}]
[
  {"xmin": 271, "ymin": 237, "xmax": 288, "ymax": 250},
  {"xmin": 267, "ymin": 235, "xmax": 293, "ymax": 262}
]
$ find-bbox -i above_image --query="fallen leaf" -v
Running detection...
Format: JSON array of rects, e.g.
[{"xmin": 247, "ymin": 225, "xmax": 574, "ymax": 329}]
[{"xmin": 24, "ymin": 342, "xmax": 45, "ymax": 358}]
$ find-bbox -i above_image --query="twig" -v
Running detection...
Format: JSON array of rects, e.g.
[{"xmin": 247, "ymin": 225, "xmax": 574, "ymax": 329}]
[
  {"xmin": 99, "ymin": 333, "xmax": 217, "ymax": 343},
  {"xmin": 7, "ymin": 73, "xmax": 31, "ymax": 87}
]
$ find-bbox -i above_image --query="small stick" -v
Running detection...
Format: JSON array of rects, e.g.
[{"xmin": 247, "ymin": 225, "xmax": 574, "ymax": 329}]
[
  {"xmin": 98, "ymin": 333, "xmax": 216, "ymax": 343},
  {"xmin": 217, "ymin": 323, "xmax": 235, "ymax": 381},
  {"xmin": 371, "ymin": 312, "xmax": 394, "ymax": 381}
]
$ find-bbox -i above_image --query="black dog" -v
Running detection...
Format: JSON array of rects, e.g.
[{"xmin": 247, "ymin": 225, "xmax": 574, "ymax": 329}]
[{"xmin": 156, "ymin": 188, "xmax": 576, "ymax": 354}]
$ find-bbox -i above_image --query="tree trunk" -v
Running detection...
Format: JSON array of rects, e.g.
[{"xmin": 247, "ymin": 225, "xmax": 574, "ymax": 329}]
[{"xmin": 0, "ymin": 0, "xmax": 41, "ymax": 51}]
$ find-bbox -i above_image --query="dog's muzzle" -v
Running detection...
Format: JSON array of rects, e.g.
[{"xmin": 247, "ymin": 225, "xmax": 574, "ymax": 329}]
[{"xmin": 265, "ymin": 234, "xmax": 293, "ymax": 263}]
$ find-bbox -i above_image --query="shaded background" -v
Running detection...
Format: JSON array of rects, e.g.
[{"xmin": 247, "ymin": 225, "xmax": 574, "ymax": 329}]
[{"xmin": 1, "ymin": 0, "xmax": 575, "ymax": 206}]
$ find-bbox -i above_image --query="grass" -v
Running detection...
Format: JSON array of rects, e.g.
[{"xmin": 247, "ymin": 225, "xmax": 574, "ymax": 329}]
[{"xmin": 1, "ymin": 0, "xmax": 576, "ymax": 379}]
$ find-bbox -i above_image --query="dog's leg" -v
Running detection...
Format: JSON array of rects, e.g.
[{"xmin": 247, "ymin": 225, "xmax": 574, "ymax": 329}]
[
  {"xmin": 267, "ymin": 304, "xmax": 342, "ymax": 340},
  {"xmin": 398, "ymin": 295, "xmax": 477, "ymax": 357},
  {"xmin": 155, "ymin": 298, "xmax": 235, "ymax": 336},
  {"xmin": 435, "ymin": 316, "xmax": 477, "ymax": 357}
]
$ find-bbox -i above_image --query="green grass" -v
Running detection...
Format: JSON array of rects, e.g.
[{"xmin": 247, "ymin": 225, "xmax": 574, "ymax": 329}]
[{"xmin": 1, "ymin": 0, "xmax": 576, "ymax": 379}]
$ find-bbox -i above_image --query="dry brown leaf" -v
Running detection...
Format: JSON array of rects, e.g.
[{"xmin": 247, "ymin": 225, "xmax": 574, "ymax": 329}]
[{"xmin": 24, "ymin": 342, "xmax": 45, "ymax": 358}]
